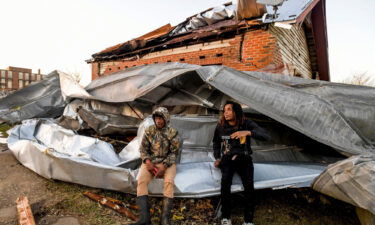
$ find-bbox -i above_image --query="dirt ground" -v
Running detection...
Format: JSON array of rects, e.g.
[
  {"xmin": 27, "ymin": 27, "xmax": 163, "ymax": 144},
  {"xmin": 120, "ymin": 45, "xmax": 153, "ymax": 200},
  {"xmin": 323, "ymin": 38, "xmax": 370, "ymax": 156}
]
[{"xmin": 0, "ymin": 144, "xmax": 361, "ymax": 225}]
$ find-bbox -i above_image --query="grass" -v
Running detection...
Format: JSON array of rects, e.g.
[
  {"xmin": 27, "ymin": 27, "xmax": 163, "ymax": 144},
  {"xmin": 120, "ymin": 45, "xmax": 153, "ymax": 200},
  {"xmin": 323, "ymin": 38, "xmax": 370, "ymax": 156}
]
[
  {"xmin": 0, "ymin": 123, "xmax": 12, "ymax": 137},
  {"xmin": 43, "ymin": 181, "xmax": 124, "ymax": 225},
  {"xmin": 38, "ymin": 179, "xmax": 360, "ymax": 225}
]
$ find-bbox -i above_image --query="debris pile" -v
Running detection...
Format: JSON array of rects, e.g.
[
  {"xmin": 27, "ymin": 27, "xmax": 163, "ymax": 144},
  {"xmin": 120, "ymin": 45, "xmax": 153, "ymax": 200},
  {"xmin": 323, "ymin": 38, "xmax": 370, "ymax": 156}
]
[{"xmin": 1, "ymin": 63, "xmax": 374, "ymax": 221}]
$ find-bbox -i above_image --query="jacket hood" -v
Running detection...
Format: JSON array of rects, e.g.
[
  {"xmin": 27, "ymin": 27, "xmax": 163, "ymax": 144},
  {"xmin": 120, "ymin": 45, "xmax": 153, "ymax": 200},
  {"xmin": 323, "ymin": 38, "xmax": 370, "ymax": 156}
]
[{"xmin": 152, "ymin": 107, "xmax": 170, "ymax": 126}]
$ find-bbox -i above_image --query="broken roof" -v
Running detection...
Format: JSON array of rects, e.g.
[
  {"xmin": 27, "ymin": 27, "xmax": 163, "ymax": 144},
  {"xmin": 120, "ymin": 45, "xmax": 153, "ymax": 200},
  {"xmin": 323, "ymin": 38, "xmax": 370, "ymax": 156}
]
[
  {"xmin": 89, "ymin": 0, "xmax": 326, "ymax": 62},
  {"xmin": 88, "ymin": 0, "xmax": 329, "ymax": 80}
]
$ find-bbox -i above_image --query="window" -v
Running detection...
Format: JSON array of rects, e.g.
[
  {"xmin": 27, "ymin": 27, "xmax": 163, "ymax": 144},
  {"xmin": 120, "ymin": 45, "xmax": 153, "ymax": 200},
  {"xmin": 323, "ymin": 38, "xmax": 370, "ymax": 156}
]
[
  {"xmin": 25, "ymin": 73, "xmax": 29, "ymax": 80},
  {"xmin": 0, "ymin": 78, "xmax": 5, "ymax": 89},
  {"xmin": 19, "ymin": 81, "xmax": 23, "ymax": 88},
  {"xmin": 1, "ymin": 71, "xmax": 5, "ymax": 78},
  {"xmin": 31, "ymin": 74, "xmax": 35, "ymax": 80},
  {"xmin": 7, "ymin": 80, "xmax": 12, "ymax": 88},
  {"xmin": 8, "ymin": 71, "xmax": 12, "ymax": 79},
  {"xmin": 36, "ymin": 75, "xmax": 41, "ymax": 80},
  {"xmin": 19, "ymin": 72, "xmax": 23, "ymax": 79}
]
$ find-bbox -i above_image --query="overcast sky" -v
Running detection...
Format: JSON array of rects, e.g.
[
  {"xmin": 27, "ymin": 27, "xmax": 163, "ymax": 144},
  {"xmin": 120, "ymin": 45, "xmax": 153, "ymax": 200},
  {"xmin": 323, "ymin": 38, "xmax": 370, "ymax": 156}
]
[{"xmin": 0, "ymin": 0, "xmax": 374, "ymax": 86}]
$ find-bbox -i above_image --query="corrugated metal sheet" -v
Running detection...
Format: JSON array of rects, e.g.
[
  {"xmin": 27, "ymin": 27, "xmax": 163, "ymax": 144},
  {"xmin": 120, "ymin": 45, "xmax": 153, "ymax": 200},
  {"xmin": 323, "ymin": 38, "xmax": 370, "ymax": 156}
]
[{"xmin": 262, "ymin": 0, "xmax": 317, "ymax": 23}]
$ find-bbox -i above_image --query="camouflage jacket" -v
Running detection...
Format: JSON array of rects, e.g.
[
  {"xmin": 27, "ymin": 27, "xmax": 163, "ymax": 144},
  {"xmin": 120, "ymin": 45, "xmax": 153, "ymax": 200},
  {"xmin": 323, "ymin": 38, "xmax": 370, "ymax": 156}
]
[{"xmin": 139, "ymin": 107, "xmax": 181, "ymax": 167}]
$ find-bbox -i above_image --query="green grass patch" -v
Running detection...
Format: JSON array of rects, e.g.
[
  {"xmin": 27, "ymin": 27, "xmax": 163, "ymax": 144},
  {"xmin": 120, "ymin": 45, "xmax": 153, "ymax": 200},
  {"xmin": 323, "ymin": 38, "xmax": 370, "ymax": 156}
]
[{"xmin": 0, "ymin": 123, "xmax": 13, "ymax": 137}]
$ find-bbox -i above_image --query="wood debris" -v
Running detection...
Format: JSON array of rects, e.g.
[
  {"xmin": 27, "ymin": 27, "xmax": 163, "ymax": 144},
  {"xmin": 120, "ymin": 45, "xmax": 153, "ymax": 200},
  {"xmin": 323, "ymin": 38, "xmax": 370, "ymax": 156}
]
[
  {"xmin": 83, "ymin": 191, "xmax": 138, "ymax": 221},
  {"xmin": 16, "ymin": 196, "xmax": 36, "ymax": 225}
]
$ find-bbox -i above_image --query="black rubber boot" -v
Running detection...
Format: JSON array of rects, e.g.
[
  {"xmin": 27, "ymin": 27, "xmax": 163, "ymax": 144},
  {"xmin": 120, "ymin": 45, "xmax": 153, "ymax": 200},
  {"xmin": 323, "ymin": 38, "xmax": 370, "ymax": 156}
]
[
  {"xmin": 161, "ymin": 197, "xmax": 173, "ymax": 225},
  {"xmin": 131, "ymin": 195, "xmax": 151, "ymax": 225}
]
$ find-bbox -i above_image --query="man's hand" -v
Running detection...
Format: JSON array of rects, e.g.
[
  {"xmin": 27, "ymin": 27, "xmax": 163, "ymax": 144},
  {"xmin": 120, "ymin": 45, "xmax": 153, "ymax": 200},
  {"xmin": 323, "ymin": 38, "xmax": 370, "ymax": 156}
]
[
  {"xmin": 214, "ymin": 159, "xmax": 221, "ymax": 168},
  {"xmin": 230, "ymin": 130, "xmax": 251, "ymax": 139},
  {"xmin": 145, "ymin": 159, "xmax": 155, "ymax": 171},
  {"xmin": 155, "ymin": 164, "xmax": 167, "ymax": 178}
]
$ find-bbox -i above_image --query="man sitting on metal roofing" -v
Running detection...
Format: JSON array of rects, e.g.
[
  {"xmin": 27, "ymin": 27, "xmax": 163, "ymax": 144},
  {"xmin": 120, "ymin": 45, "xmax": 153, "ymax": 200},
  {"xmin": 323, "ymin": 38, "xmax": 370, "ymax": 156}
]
[{"xmin": 131, "ymin": 107, "xmax": 181, "ymax": 225}]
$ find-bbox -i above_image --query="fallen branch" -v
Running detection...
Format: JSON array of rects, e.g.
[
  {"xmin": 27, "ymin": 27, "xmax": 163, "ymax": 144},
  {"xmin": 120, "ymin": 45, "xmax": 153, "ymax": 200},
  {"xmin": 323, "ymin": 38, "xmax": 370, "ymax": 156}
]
[{"xmin": 83, "ymin": 191, "xmax": 138, "ymax": 221}]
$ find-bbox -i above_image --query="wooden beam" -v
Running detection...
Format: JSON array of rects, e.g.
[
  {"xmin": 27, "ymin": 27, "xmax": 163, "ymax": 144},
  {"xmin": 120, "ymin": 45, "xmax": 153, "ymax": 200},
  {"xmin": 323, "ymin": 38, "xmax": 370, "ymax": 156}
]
[{"xmin": 16, "ymin": 196, "xmax": 36, "ymax": 225}]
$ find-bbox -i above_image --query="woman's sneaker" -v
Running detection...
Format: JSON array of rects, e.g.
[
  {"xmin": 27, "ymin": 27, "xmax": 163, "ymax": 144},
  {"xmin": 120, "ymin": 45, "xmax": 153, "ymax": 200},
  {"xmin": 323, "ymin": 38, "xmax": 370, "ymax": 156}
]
[{"xmin": 221, "ymin": 218, "xmax": 232, "ymax": 225}]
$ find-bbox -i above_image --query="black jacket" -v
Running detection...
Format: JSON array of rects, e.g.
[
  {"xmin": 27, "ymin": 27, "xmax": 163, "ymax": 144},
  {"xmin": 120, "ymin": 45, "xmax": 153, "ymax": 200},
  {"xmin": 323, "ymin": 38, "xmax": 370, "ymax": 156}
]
[{"xmin": 213, "ymin": 119, "xmax": 270, "ymax": 160}]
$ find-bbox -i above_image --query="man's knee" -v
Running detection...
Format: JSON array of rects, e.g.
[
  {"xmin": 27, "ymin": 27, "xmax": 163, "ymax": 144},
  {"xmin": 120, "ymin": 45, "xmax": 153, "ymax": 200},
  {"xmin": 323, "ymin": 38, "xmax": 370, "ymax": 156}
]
[
  {"xmin": 164, "ymin": 178, "xmax": 174, "ymax": 185},
  {"xmin": 137, "ymin": 180, "xmax": 150, "ymax": 196},
  {"xmin": 138, "ymin": 176, "xmax": 152, "ymax": 185}
]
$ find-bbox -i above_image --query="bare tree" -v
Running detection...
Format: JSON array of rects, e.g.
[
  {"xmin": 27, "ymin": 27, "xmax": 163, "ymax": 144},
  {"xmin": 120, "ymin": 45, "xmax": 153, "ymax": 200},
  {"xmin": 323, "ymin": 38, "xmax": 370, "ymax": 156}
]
[
  {"xmin": 70, "ymin": 72, "xmax": 81, "ymax": 84},
  {"xmin": 63, "ymin": 68, "xmax": 82, "ymax": 84},
  {"xmin": 342, "ymin": 72, "xmax": 375, "ymax": 87}
]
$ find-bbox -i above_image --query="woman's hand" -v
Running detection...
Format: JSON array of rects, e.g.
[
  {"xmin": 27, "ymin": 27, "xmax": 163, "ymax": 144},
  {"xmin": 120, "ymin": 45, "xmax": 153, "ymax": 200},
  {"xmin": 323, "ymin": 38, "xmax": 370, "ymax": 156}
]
[
  {"xmin": 214, "ymin": 159, "xmax": 221, "ymax": 168},
  {"xmin": 230, "ymin": 130, "xmax": 251, "ymax": 139}
]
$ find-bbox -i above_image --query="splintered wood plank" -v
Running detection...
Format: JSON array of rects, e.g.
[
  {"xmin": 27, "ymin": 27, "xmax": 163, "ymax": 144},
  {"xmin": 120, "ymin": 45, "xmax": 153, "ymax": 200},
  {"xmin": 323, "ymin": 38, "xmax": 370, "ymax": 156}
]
[
  {"xmin": 83, "ymin": 191, "xmax": 139, "ymax": 221},
  {"xmin": 16, "ymin": 196, "xmax": 36, "ymax": 225}
]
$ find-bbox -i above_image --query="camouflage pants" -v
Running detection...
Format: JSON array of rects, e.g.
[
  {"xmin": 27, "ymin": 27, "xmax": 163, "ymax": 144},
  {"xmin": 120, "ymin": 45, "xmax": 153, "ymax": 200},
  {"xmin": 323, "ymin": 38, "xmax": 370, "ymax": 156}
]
[{"xmin": 136, "ymin": 163, "xmax": 176, "ymax": 198}]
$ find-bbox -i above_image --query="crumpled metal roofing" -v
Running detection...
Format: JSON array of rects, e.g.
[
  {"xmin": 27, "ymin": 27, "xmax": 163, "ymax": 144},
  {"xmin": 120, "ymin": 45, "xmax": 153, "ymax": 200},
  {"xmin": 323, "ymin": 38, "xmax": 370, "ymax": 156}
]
[
  {"xmin": 4, "ymin": 62, "xmax": 375, "ymax": 199},
  {"xmin": 0, "ymin": 71, "xmax": 65, "ymax": 124},
  {"xmin": 7, "ymin": 117, "xmax": 327, "ymax": 197},
  {"xmin": 312, "ymin": 154, "xmax": 375, "ymax": 214},
  {"xmin": 170, "ymin": 3, "xmax": 236, "ymax": 35},
  {"xmin": 198, "ymin": 66, "xmax": 375, "ymax": 155},
  {"xmin": 80, "ymin": 63, "xmax": 375, "ymax": 156}
]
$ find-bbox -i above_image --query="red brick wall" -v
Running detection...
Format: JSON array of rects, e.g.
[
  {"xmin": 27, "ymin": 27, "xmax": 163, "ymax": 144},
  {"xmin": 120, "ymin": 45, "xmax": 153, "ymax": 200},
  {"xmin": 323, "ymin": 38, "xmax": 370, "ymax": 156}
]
[
  {"xmin": 92, "ymin": 28, "xmax": 286, "ymax": 79},
  {"xmin": 91, "ymin": 63, "xmax": 100, "ymax": 80}
]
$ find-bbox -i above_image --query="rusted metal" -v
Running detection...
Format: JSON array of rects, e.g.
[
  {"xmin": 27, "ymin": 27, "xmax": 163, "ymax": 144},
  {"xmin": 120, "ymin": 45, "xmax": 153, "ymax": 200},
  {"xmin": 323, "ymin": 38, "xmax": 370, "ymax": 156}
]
[
  {"xmin": 137, "ymin": 24, "xmax": 174, "ymax": 41},
  {"xmin": 83, "ymin": 191, "xmax": 138, "ymax": 221},
  {"xmin": 16, "ymin": 196, "xmax": 36, "ymax": 225},
  {"xmin": 236, "ymin": 0, "xmax": 266, "ymax": 20}
]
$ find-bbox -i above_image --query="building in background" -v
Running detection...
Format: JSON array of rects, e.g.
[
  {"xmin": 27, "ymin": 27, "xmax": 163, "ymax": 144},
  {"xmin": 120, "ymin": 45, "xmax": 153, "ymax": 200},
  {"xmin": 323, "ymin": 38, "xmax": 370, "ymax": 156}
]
[
  {"xmin": 87, "ymin": 0, "xmax": 329, "ymax": 81},
  {"xmin": 0, "ymin": 66, "xmax": 44, "ymax": 91}
]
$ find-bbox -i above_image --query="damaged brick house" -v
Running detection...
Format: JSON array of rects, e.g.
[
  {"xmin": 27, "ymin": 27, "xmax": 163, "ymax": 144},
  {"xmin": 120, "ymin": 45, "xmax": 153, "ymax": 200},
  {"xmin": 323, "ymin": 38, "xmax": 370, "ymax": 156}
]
[{"xmin": 87, "ymin": 0, "xmax": 329, "ymax": 81}]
